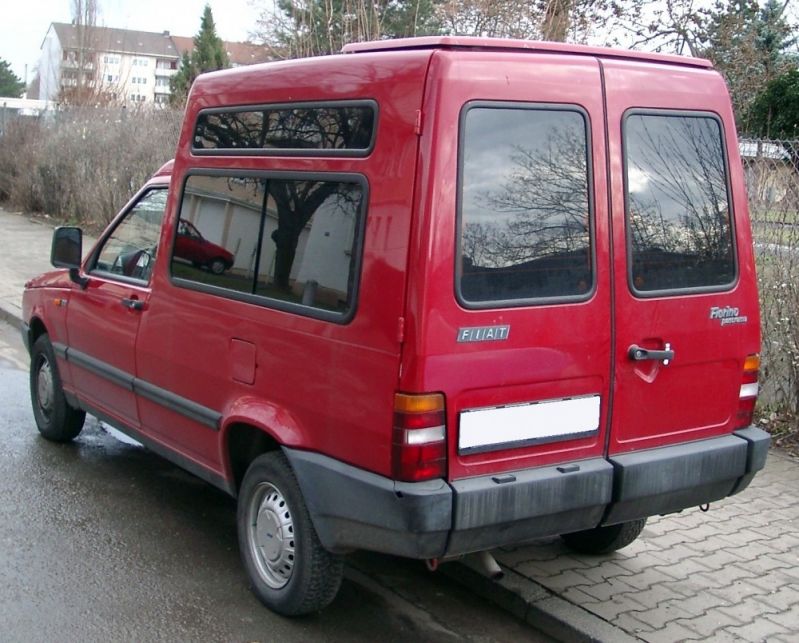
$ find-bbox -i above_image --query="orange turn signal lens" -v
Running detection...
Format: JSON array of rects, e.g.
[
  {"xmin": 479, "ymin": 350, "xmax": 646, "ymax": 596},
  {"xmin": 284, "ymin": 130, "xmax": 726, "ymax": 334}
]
[
  {"xmin": 743, "ymin": 354, "xmax": 760, "ymax": 374},
  {"xmin": 394, "ymin": 393, "xmax": 445, "ymax": 414}
]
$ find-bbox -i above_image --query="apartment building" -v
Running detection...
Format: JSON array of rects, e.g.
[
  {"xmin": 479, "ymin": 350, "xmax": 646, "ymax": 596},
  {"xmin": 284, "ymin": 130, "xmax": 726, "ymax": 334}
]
[{"xmin": 38, "ymin": 23, "xmax": 269, "ymax": 105}]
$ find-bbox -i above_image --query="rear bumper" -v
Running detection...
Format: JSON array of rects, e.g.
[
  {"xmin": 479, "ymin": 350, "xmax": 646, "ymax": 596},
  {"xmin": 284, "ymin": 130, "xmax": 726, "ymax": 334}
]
[{"xmin": 285, "ymin": 426, "xmax": 770, "ymax": 559}]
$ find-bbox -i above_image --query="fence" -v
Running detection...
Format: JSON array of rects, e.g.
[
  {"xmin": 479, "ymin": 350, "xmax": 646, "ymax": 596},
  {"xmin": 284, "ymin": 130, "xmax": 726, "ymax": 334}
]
[{"xmin": 746, "ymin": 139, "xmax": 799, "ymax": 414}]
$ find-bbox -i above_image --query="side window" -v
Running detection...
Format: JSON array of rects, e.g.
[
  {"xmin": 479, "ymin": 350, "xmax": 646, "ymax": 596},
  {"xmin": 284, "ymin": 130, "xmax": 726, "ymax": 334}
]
[
  {"xmin": 93, "ymin": 188, "xmax": 167, "ymax": 282},
  {"xmin": 624, "ymin": 113, "xmax": 735, "ymax": 293},
  {"xmin": 457, "ymin": 104, "xmax": 593, "ymax": 306},
  {"xmin": 171, "ymin": 173, "xmax": 365, "ymax": 320}
]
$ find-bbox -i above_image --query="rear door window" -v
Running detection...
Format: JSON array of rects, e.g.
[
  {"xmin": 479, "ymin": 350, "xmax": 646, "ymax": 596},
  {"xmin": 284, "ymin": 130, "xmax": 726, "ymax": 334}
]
[
  {"xmin": 457, "ymin": 103, "xmax": 593, "ymax": 307},
  {"xmin": 624, "ymin": 112, "xmax": 736, "ymax": 294}
]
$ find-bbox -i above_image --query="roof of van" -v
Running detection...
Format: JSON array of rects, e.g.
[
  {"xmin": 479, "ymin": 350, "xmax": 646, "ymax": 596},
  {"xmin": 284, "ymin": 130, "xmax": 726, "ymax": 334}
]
[{"xmin": 342, "ymin": 36, "xmax": 712, "ymax": 69}]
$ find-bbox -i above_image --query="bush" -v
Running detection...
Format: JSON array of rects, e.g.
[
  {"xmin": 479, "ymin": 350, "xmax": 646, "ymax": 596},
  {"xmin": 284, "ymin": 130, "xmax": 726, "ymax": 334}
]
[
  {"xmin": 0, "ymin": 105, "xmax": 181, "ymax": 229},
  {"xmin": 754, "ymin": 217, "xmax": 799, "ymax": 415}
]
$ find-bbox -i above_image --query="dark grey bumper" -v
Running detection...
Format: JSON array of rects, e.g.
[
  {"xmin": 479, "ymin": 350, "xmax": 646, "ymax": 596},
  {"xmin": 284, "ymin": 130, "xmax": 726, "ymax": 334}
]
[
  {"xmin": 284, "ymin": 448, "xmax": 452, "ymax": 558},
  {"xmin": 602, "ymin": 427, "xmax": 770, "ymax": 525},
  {"xmin": 285, "ymin": 427, "xmax": 770, "ymax": 559}
]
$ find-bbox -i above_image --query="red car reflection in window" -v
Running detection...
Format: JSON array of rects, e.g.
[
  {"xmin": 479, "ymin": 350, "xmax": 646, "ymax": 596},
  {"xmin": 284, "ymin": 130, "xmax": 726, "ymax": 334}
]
[{"xmin": 174, "ymin": 219, "xmax": 235, "ymax": 275}]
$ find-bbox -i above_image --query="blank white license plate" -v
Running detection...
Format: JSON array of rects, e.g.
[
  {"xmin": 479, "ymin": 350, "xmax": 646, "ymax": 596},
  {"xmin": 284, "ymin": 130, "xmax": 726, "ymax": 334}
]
[{"xmin": 458, "ymin": 394, "xmax": 600, "ymax": 453}]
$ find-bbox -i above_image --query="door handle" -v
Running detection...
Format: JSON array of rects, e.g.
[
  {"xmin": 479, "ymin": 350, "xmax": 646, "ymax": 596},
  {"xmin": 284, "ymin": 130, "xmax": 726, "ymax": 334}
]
[
  {"xmin": 628, "ymin": 343, "xmax": 674, "ymax": 365},
  {"xmin": 121, "ymin": 297, "xmax": 145, "ymax": 311}
]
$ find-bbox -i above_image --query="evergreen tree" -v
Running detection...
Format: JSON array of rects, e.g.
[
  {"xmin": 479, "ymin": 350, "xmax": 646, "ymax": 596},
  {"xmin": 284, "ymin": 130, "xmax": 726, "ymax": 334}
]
[
  {"xmin": 170, "ymin": 5, "xmax": 230, "ymax": 106},
  {"xmin": 749, "ymin": 69, "xmax": 799, "ymax": 139},
  {"xmin": 0, "ymin": 58, "xmax": 25, "ymax": 98},
  {"xmin": 702, "ymin": 0, "xmax": 796, "ymax": 133}
]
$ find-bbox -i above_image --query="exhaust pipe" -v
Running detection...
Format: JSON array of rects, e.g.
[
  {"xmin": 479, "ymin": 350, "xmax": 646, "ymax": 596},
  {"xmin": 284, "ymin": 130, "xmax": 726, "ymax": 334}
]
[
  {"xmin": 426, "ymin": 551, "xmax": 504, "ymax": 580},
  {"xmin": 473, "ymin": 550, "xmax": 504, "ymax": 580}
]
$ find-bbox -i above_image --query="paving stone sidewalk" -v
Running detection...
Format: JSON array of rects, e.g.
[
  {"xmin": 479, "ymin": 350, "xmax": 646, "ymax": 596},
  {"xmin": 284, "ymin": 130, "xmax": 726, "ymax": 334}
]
[
  {"xmin": 1, "ymin": 205, "xmax": 798, "ymax": 641},
  {"xmin": 490, "ymin": 449, "xmax": 799, "ymax": 641}
]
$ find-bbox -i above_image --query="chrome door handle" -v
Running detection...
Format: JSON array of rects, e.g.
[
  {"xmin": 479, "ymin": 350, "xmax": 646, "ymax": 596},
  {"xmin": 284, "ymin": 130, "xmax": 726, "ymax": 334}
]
[
  {"xmin": 628, "ymin": 343, "xmax": 674, "ymax": 365},
  {"xmin": 121, "ymin": 297, "xmax": 145, "ymax": 311}
]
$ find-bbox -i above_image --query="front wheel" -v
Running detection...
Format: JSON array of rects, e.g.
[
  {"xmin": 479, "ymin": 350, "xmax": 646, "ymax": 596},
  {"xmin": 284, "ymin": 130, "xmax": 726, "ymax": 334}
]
[
  {"xmin": 30, "ymin": 334, "xmax": 85, "ymax": 442},
  {"xmin": 561, "ymin": 518, "xmax": 647, "ymax": 555},
  {"xmin": 208, "ymin": 258, "xmax": 227, "ymax": 275},
  {"xmin": 237, "ymin": 452, "xmax": 343, "ymax": 616}
]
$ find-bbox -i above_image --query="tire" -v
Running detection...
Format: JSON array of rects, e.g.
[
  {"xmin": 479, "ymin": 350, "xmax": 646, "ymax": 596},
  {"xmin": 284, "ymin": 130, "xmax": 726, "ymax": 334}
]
[
  {"xmin": 208, "ymin": 258, "xmax": 226, "ymax": 275},
  {"xmin": 237, "ymin": 452, "xmax": 344, "ymax": 616},
  {"xmin": 561, "ymin": 518, "xmax": 647, "ymax": 555},
  {"xmin": 29, "ymin": 334, "xmax": 85, "ymax": 442}
]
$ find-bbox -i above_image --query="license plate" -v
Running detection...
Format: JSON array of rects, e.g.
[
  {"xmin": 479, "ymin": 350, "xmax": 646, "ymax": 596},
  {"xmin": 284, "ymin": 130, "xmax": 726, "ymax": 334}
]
[{"xmin": 458, "ymin": 394, "xmax": 600, "ymax": 454}]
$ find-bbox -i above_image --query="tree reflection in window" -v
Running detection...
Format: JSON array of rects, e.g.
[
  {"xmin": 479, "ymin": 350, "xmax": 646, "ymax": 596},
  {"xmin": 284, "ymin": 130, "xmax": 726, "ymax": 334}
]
[
  {"xmin": 172, "ymin": 174, "xmax": 363, "ymax": 316},
  {"xmin": 193, "ymin": 103, "xmax": 375, "ymax": 152},
  {"xmin": 459, "ymin": 106, "xmax": 591, "ymax": 304},
  {"xmin": 625, "ymin": 114, "xmax": 735, "ymax": 292}
]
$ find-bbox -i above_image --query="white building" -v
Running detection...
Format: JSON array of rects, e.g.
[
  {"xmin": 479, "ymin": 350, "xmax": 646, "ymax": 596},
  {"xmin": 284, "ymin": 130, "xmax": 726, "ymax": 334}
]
[{"xmin": 37, "ymin": 23, "xmax": 269, "ymax": 106}]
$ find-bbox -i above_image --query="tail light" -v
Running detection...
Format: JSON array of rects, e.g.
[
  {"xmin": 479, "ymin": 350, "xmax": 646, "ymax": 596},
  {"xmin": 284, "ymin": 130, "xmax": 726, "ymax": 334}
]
[
  {"xmin": 392, "ymin": 393, "xmax": 447, "ymax": 482},
  {"xmin": 736, "ymin": 354, "xmax": 760, "ymax": 429}
]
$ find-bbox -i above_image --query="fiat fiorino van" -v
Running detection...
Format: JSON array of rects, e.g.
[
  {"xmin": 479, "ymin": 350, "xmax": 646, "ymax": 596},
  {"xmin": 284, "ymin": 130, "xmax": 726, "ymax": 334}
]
[{"xmin": 23, "ymin": 37, "xmax": 769, "ymax": 615}]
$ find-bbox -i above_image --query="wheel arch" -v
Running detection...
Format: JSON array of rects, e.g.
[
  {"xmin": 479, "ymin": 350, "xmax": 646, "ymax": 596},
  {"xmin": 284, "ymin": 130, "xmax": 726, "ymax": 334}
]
[
  {"xmin": 28, "ymin": 315, "xmax": 48, "ymax": 347},
  {"xmin": 224, "ymin": 422, "xmax": 282, "ymax": 493},
  {"xmin": 221, "ymin": 397, "xmax": 313, "ymax": 493}
]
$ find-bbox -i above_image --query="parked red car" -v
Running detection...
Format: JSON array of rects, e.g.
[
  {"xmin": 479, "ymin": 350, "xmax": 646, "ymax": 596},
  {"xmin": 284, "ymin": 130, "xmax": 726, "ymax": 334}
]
[{"xmin": 23, "ymin": 37, "xmax": 769, "ymax": 617}]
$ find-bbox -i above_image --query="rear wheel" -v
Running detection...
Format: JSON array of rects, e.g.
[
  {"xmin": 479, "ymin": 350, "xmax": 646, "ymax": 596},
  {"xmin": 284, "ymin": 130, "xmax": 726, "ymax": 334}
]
[
  {"xmin": 30, "ymin": 334, "xmax": 85, "ymax": 442},
  {"xmin": 237, "ymin": 452, "xmax": 343, "ymax": 616},
  {"xmin": 561, "ymin": 518, "xmax": 647, "ymax": 555}
]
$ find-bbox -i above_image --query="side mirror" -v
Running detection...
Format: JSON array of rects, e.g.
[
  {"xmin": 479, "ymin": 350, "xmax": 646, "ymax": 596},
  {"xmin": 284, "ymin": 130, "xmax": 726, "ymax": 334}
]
[{"xmin": 51, "ymin": 227, "xmax": 88, "ymax": 288}]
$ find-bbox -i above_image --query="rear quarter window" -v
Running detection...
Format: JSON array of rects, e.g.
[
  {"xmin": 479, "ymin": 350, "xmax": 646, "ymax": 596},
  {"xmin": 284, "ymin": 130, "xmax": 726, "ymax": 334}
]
[
  {"xmin": 169, "ymin": 171, "xmax": 366, "ymax": 323},
  {"xmin": 624, "ymin": 111, "xmax": 736, "ymax": 294},
  {"xmin": 457, "ymin": 103, "xmax": 594, "ymax": 307}
]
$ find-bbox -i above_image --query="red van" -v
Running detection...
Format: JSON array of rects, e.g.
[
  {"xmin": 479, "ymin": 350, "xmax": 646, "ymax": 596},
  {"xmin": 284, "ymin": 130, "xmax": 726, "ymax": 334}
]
[{"xmin": 23, "ymin": 37, "xmax": 769, "ymax": 616}]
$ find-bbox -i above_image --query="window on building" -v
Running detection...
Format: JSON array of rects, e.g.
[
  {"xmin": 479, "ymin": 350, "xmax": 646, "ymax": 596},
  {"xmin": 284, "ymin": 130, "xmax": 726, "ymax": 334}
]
[{"xmin": 458, "ymin": 103, "xmax": 593, "ymax": 306}]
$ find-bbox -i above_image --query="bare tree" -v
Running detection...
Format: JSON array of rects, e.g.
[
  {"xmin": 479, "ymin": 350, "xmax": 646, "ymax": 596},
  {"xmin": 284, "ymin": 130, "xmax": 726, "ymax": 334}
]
[
  {"xmin": 252, "ymin": 0, "xmax": 439, "ymax": 59},
  {"xmin": 58, "ymin": 0, "xmax": 122, "ymax": 106}
]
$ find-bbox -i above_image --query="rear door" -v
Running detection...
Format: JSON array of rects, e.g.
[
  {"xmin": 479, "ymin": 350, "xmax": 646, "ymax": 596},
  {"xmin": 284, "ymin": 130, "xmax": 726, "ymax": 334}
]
[
  {"xmin": 409, "ymin": 51, "xmax": 613, "ymax": 479},
  {"xmin": 603, "ymin": 59, "xmax": 759, "ymax": 453}
]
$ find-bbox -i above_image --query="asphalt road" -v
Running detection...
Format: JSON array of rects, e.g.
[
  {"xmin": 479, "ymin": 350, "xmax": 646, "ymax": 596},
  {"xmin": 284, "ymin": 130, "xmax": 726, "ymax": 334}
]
[{"xmin": 0, "ymin": 321, "xmax": 548, "ymax": 643}]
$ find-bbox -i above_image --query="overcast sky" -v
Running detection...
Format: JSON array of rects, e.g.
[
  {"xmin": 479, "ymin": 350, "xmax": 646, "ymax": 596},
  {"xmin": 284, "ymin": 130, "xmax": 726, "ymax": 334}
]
[{"xmin": 1, "ymin": 0, "xmax": 263, "ymax": 84}]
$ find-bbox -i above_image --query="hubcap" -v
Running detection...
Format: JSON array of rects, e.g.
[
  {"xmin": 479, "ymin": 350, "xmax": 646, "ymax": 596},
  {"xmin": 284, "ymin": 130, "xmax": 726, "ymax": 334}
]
[
  {"xmin": 36, "ymin": 357, "xmax": 54, "ymax": 418},
  {"xmin": 247, "ymin": 482, "xmax": 295, "ymax": 589}
]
